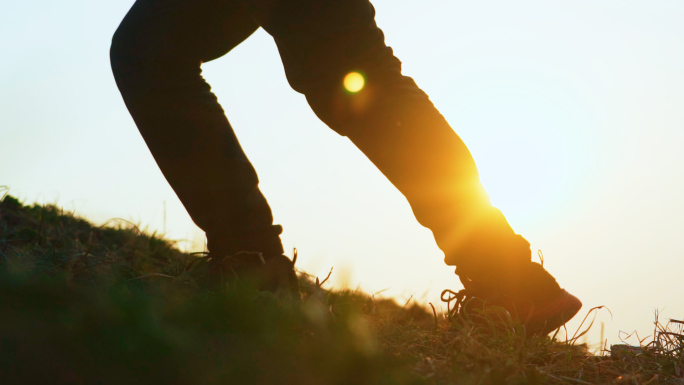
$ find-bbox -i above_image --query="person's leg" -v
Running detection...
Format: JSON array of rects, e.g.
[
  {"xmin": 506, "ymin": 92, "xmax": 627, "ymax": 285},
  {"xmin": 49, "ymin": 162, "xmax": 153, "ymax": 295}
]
[
  {"xmin": 240, "ymin": 0, "xmax": 530, "ymax": 289},
  {"xmin": 110, "ymin": 0, "xmax": 284, "ymax": 258},
  {"xmin": 242, "ymin": 0, "xmax": 580, "ymax": 331}
]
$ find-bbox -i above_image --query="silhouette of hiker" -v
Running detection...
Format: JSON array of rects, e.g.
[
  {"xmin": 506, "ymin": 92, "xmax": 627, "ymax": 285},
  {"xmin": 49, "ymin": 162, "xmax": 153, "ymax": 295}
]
[{"xmin": 111, "ymin": 0, "xmax": 581, "ymax": 334}]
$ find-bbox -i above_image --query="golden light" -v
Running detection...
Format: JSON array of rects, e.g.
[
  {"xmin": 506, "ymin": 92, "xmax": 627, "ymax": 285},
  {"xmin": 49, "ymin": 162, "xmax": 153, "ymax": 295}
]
[{"xmin": 344, "ymin": 72, "xmax": 365, "ymax": 93}]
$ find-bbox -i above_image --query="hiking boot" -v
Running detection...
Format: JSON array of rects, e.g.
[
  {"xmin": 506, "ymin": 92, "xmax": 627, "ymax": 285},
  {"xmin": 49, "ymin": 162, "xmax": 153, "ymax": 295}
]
[
  {"xmin": 207, "ymin": 251, "xmax": 300, "ymax": 298},
  {"xmin": 443, "ymin": 262, "xmax": 582, "ymax": 336}
]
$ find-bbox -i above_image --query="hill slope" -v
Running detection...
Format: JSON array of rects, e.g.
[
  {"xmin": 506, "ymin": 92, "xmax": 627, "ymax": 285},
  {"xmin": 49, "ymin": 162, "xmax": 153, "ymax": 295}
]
[{"xmin": 0, "ymin": 194, "xmax": 680, "ymax": 384}]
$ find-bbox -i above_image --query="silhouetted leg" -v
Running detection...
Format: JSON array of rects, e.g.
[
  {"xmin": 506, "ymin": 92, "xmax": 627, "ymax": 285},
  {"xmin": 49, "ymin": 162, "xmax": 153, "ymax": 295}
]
[
  {"xmin": 241, "ymin": 0, "xmax": 531, "ymax": 286},
  {"xmin": 110, "ymin": 0, "xmax": 284, "ymax": 257}
]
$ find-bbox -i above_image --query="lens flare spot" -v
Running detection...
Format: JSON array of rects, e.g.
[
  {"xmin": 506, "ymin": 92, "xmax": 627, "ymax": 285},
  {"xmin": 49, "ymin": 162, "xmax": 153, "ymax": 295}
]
[{"xmin": 344, "ymin": 72, "xmax": 365, "ymax": 93}]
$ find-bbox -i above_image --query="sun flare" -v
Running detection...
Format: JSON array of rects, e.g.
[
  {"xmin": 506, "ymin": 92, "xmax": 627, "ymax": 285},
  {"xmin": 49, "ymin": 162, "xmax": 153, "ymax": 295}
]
[{"xmin": 343, "ymin": 72, "xmax": 365, "ymax": 93}]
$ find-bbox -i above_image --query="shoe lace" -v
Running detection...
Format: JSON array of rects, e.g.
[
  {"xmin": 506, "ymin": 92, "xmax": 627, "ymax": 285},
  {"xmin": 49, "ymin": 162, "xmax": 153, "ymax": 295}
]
[{"xmin": 440, "ymin": 288, "xmax": 469, "ymax": 318}]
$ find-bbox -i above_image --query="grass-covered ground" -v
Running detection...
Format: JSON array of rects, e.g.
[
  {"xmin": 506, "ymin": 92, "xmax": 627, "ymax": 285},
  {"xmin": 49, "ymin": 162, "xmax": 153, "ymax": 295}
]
[{"xmin": 0, "ymin": 193, "xmax": 682, "ymax": 384}]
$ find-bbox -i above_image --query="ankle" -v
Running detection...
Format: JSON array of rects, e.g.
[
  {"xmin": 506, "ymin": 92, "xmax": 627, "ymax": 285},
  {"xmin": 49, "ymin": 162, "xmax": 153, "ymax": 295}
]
[{"xmin": 458, "ymin": 261, "xmax": 562, "ymax": 304}]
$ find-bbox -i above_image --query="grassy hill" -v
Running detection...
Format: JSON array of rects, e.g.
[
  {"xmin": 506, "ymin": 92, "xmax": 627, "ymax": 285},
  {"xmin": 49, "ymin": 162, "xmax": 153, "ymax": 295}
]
[{"xmin": 0, "ymin": 194, "xmax": 680, "ymax": 384}]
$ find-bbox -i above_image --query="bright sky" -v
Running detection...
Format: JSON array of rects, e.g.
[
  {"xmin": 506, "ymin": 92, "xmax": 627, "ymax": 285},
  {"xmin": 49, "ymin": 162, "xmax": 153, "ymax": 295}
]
[{"xmin": 2, "ymin": 0, "xmax": 684, "ymax": 349}]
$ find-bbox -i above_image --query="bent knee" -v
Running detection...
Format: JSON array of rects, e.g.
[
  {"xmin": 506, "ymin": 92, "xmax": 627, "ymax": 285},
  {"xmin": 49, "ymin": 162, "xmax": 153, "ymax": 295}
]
[
  {"xmin": 304, "ymin": 70, "xmax": 426, "ymax": 137},
  {"xmin": 110, "ymin": 22, "xmax": 197, "ymax": 87},
  {"xmin": 109, "ymin": 23, "xmax": 149, "ymax": 85}
]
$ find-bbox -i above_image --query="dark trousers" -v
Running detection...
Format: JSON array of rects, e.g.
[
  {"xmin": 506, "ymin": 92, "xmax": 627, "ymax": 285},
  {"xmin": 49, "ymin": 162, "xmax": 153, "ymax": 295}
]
[{"xmin": 110, "ymin": 0, "xmax": 531, "ymax": 281}]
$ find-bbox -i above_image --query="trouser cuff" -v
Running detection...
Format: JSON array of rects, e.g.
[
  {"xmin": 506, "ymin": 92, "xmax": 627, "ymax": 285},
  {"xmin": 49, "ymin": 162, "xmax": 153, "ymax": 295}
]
[{"xmin": 207, "ymin": 224, "xmax": 285, "ymax": 259}]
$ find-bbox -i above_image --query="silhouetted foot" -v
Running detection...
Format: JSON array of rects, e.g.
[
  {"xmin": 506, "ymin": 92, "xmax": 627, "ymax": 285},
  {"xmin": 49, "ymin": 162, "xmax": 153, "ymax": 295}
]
[
  {"xmin": 444, "ymin": 262, "xmax": 582, "ymax": 336},
  {"xmin": 207, "ymin": 251, "xmax": 300, "ymax": 299}
]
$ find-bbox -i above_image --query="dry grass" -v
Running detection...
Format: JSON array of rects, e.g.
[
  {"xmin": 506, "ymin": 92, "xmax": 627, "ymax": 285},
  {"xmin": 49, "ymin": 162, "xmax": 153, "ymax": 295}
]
[{"xmin": 1, "ymin": 193, "xmax": 682, "ymax": 384}]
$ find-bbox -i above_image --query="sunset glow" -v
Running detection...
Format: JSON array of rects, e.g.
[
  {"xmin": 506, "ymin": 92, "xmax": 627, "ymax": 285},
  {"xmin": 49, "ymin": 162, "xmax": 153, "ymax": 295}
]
[{"xmin": 2, "ymin": 0, "xmax": 684, "ymax": 352}]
